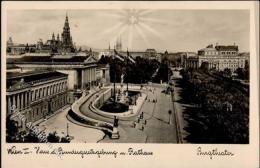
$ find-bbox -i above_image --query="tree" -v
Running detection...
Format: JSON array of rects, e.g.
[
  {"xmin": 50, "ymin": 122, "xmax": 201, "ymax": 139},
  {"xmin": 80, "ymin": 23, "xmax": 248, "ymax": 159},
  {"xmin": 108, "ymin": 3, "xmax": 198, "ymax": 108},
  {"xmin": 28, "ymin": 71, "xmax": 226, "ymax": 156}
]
[
  {"xmin": 24, "ymin": 130, "xmax": 40, "ymax": 143},
  {"xmin": 223, "ymin": 68, "xmax": 232, "ymax": 78},
  {"xmin": 6, "ymin": 116, "xmax": 19, "ymax": 142},
  {"xmin": 235, "ymin": 68, "xmax": 246, "ymax": 80},
  {"xmin": 47, "ymin": 131, "xmax": 60, "ymax": 142}
]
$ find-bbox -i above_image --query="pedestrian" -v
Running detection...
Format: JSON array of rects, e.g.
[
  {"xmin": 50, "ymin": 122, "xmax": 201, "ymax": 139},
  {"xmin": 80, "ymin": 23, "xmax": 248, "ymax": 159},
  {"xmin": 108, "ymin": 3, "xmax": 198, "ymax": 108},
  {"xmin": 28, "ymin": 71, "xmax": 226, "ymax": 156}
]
[
  {"xmin": 144, "ymin": 120, "xmax": 147, "ymax": 125},
  {"xmin": 142, "ymin": 125, "xmax": 144, "ymax": 131}
]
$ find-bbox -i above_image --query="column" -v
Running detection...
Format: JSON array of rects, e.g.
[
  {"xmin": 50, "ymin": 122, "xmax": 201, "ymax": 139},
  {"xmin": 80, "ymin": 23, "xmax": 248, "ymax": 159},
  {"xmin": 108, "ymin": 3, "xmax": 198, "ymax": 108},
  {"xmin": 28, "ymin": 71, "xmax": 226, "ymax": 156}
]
[
  {"xmin": 45, "ymin": 87, "xmax": 47, "ymax": 96},
  {"xmin": 94, "ymin": 67, "xmax": 97, "ymax": 81},
  {"xmin": 21, "ymin": 92, "xmax": 24, "ymax": 109},
  {"xmin": 17, "ymin": 93, "xmax": 20, "ymax": 110},
  {"xmin": 42, "ymin": 88, "xmax": 45, "ymax": 97},
  {"xmin": 12, "ymin": 94, "xmax": 16, "ymax": 110},
  {"xmin": 88, "ymin": 69, "xmax": 91, "ymax": 85},
  {"xmin": 88, "ymin": 69, "xmax": 90, "ymax": 83},
  {"xmin": 90, "ymin": 68, "xmax": 92, "ymax": 86},
  {"xmin": 82, "ymin": 69, "xmax": 84, "ymax": 89},
  {"xmin": 29, "ymin": 91, "xmax": 31, "ymax": 105},
  {"xmin": 8, "ymin": 96, "xmax": 11, "ymax": 114},
  {"xmin": 31, "ymin": 91, "xmax": 33, "ymax": 101},
  {"xmin": 24, "ymin": 92, "xmax": 27, "ymax": 108},
  {"xmin": 74, "ymin": 70, "xmax": 78, "ymax": 89}
]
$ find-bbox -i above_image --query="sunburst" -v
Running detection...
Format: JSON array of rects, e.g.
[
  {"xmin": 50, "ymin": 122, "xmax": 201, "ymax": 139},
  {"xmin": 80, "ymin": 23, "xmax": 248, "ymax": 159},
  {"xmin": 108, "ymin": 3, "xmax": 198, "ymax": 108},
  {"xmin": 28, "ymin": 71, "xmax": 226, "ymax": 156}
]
[{"xmin": 98, "ymin": 9, "xmax": 166, "ymax": 50}]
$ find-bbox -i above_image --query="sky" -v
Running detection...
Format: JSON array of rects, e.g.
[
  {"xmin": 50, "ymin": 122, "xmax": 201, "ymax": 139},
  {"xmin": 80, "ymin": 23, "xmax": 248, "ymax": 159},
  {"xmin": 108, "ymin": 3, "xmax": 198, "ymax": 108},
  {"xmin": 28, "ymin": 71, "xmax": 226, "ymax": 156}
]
[{"xmin": 6, "ymin": 9, "xmax": 250, "ymax": 52}]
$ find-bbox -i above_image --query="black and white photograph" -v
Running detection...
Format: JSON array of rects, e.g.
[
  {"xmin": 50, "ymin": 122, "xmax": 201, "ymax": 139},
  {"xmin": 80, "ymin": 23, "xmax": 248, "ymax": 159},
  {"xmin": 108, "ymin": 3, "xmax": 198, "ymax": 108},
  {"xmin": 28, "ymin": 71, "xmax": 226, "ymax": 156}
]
[{"xmin": 1, "ymin": 1, "xmax": 259, "ymax": 168}]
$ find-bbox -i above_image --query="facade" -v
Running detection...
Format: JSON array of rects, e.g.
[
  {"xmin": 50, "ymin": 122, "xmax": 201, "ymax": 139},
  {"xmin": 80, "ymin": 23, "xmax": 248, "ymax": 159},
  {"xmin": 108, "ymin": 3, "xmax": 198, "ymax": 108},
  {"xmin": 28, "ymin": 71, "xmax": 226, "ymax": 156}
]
[
  {"xmin": 7, "ymin": 54, "xmax": 99, "ymax": 91},
  {"xmin": 186, "ymin": 44, "xmax": 247, "ymax": 72},
  {"xmin": 6, "ymin": 71, "xmax": 68, "ymax": 130}
]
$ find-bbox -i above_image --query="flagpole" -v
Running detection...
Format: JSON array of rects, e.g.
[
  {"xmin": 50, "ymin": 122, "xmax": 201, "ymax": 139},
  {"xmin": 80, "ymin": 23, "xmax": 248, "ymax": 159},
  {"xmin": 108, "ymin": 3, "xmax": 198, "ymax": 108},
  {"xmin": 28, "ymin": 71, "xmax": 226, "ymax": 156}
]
[
  {"xmin": 113, "ymin": 48, "xmax": 116, "ymax": 104},
  {"xmin": 126, "ymin": 48, "xmax": 129, "ymax": 92}
]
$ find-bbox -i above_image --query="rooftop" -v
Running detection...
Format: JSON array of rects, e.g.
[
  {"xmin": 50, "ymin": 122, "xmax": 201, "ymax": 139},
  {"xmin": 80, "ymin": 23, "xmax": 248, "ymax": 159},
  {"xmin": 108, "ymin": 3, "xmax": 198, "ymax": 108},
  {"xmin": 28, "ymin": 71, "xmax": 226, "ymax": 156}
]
[
  {"xmin": 7, "ymin": 70, "xmax": 68, "ymax": 91},
  {"xmin": 215, "ymin": 45, "xmax": 238, "ymax": 51},
  {"xmin": 7, "ymin": 54, "xmax": 92, "ymax": 64}
]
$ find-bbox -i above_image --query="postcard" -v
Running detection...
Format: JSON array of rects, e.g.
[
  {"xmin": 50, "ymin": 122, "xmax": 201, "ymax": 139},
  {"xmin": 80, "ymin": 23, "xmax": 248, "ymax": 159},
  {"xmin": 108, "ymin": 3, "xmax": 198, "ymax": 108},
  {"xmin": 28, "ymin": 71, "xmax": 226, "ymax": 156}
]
[{"xmin": 1, "ymin": 1, "xmax": 259, "ymax": 168}]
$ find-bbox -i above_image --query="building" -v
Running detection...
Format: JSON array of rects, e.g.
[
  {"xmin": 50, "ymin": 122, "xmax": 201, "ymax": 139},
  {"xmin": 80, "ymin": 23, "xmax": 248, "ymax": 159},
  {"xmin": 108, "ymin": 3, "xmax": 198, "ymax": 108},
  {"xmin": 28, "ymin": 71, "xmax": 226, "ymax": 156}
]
[
  {"xmin": 6, "ymin": 70, "xmax": 68, "ymax": 130},
  {"xmin": 7, "ymin": 53, "xmax": 99, "ymax": 91},
  {"xmin": 186, "ymin": 44, "xmax": 247, "ymax": 72},
  {"xmin": 96, "ymin": 64, "xmax": 110, "ymax": 87},
  {"xmin": 7, "ymin": 13, "xmax": 76, "ymax": 55},
  {"xmin": 144, "ymin": 49, "xmax": 159, "ymax": 60}
]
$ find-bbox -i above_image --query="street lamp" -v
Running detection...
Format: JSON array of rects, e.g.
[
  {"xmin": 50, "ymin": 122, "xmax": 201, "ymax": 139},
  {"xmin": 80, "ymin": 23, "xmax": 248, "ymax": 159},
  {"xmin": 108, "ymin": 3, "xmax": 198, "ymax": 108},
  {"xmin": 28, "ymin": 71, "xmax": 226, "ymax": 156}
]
[
  {"xmin": 168, "ymin": 110, "xmax": 172, "ymax": 125},
  {"xmin": 66, "ymin": 123, "xmax": 69, "ymax": 137}
]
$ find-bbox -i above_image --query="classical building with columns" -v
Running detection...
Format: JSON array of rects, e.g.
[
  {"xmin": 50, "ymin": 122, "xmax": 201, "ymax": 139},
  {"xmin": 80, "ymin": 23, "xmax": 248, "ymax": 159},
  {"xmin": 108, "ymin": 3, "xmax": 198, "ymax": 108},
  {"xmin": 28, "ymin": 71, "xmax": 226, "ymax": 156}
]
[
  {"xmin": 6, "ymin": 70, "xmax": 68, "ymax": 130},
  {"xmin": 7, "ymin": 53, "xmax": 99, "ymax": 91},
  {"xmin": 186, "ymin": 44, "xmax": 247, "ymax": 72}
]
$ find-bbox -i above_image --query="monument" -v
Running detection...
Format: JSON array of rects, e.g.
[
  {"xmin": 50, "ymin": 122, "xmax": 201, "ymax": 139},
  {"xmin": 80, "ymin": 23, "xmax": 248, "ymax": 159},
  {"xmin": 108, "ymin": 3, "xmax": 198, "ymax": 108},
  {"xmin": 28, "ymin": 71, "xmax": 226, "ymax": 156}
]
[{"xmin": 111, "ymin": 116, "xmax": 119, "ymax": 139}]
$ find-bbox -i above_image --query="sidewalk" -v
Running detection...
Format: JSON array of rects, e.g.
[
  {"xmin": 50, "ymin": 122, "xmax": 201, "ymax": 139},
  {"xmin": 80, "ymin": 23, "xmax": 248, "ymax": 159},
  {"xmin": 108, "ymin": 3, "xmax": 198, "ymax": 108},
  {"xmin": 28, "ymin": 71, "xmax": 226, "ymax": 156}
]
[{"xmin": 172, "ymin": 71, "xmax": 189, "ymax": 143}]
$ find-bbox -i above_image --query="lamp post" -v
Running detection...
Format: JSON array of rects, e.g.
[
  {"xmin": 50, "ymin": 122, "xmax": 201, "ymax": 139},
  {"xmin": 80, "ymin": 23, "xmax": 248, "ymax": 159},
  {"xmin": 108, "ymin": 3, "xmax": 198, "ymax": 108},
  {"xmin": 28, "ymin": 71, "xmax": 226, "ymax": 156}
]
[
  {"xmin": 126, "ymin": 49, "xmax": 129, "ymax": 93},
  {"xmin": 168, "ymin": 110, "xmax": 172, "ymax": 125},
  {"xmin": 66, "ymin": 123, "xmax": 69, "ymax": 137}
]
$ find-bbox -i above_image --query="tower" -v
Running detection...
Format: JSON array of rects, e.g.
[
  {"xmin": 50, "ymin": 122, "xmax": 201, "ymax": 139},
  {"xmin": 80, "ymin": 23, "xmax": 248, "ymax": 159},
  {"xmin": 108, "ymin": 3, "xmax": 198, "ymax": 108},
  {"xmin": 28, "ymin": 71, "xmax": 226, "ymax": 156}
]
[
  {"xmin": 57, "ymin": 33, "xmax": 60, "ymax": 41},
  {"xmin": 52, "ymin": 33, "xmax": 55, "ymax": 41},
  {"xmin": 115, "ymin": 35, "xmax": 122, "ymax": 51},
  {"xmin": 61, "ymin": 12, "xmax": 74, "ymax": 52}
]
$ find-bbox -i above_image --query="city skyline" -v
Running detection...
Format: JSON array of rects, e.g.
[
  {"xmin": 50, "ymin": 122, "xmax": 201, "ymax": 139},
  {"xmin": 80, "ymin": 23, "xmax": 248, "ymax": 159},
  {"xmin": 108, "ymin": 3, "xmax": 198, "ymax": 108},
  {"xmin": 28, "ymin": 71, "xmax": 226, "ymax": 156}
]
[{"xmin": 7, "ymin": 9, "xmax": 250, "ymax": 52}]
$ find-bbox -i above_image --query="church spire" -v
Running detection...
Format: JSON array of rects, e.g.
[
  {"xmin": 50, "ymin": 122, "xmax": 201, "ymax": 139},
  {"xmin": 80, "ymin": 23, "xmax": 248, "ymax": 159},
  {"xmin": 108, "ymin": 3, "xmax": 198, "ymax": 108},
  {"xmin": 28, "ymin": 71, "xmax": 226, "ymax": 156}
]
[{"xmin": 52, "ymin": 32, "xmax": 55, "ymax": 40}]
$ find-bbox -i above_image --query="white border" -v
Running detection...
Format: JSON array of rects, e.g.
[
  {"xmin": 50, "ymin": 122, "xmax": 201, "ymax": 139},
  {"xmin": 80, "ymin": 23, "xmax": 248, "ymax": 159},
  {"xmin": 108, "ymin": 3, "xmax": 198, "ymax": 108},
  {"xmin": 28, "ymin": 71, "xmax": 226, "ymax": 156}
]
[{"xmin": 1, "ymin": 1, "xmax": 259, "ymax": 168}]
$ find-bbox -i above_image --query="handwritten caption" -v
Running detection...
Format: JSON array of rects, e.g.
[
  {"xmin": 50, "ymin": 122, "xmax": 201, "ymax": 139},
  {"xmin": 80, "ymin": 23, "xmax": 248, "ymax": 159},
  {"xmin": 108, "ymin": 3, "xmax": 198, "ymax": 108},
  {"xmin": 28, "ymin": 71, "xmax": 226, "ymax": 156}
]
[
  {"xmin": 7, "ymin": 146, "xmax": 153, "ymax": 159},
  {"xmin": 197, "ymin": 147, "xmax": 234, "ymax": 159}
]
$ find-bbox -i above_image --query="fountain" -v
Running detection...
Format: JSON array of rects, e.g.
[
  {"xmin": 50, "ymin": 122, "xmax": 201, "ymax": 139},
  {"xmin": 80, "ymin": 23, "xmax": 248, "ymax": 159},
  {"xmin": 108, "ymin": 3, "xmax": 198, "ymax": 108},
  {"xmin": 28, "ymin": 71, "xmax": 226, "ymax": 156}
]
[{"xmin": 116, "ymin": 74, "xmax": 128, "ymax": 103}]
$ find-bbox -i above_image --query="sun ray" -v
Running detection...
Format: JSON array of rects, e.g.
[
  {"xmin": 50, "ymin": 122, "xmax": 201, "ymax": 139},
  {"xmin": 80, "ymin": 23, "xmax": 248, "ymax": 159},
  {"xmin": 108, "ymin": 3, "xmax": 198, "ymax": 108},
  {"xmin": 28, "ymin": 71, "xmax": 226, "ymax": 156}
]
[
  {"xmin": 138, "ymin": 22, "xmax": 164, "ymax": 40},
  {"xmin": 127, "ymin": 25, "xmax": 134, "ymax": 50},
  {"xmin": 110, "ymin": 24, "xmax": 128, "ymax": 47},
  {"xmin": 134, "ymin": 24, "xmax": 150, "ymax": 48},
  {"xmin": 139, "ymin": 9, "xmax": 159, "ymax": 17},
  {"xmin": 87, "ymin": 22, "xmax": 124, "ymax": 44},
  {"xmin": 98, "ymin": 11, "xmax": 123, "ymax": 19},
  {"xmin": 139, "ymin": 17, "xmax": 169, "ymax": 25},
  {"xmin": 100, "ymin": 22, "xmax": 124, "ymax": 36}
]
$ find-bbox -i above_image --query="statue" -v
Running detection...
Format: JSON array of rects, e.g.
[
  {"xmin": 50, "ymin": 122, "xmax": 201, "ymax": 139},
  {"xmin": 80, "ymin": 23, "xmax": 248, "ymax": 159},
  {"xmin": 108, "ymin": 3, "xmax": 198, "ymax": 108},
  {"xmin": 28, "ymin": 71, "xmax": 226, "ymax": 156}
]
[
  {"xmin": 120, "ymin": 74, "xmax": 124, "ymax": 84},
  {"xmin": 114, "ymin": 116, "xmax": 119, "ymax": 127}
]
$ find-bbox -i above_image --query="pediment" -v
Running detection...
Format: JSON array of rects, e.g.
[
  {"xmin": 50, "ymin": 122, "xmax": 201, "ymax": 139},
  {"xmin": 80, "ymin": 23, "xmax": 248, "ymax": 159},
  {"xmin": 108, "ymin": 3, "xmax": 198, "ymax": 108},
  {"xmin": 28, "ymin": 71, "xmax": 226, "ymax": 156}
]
[{"xmin": 84, "ymin": 56, "xmax": 97, "ymax": 63}]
